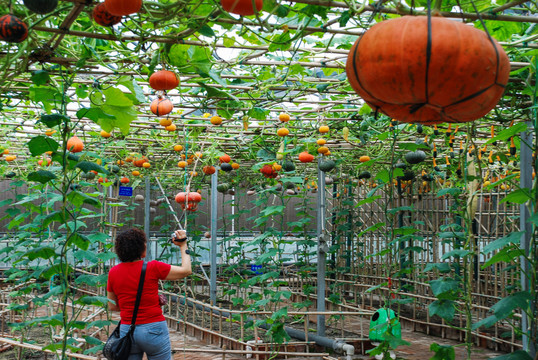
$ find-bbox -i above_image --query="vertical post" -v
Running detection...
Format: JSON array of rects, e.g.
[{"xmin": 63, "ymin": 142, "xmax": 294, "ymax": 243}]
[
  {"xmin": 346, "ymin": 182, "xmax": 353, "ymax": 271},
  {"xmin": 144, "ymin": 176, "xmax": 152, "ymax": 260},
  {"xmin": 210, "ymin": 170, "xmax": 218, "ymax": 305},
  {"xmin": 520, "ymin": 123, "xmax": 535, "ymax": 357},
  {"xmin": 316, "ymin": 158, "xmax": 326, "ymax": 336}
]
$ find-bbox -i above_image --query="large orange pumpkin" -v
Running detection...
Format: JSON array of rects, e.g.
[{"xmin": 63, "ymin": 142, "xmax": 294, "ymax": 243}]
[
  {"xmin": 104, "ymin": 0, "xmax": 141, "ymax": 16},
  {"xmin": 66, "ymin": 136, "xmax": 84, "ymax": 153},
  {"xmin": 298, "ymin": 152, "xmax": 314, "ymax": 163},
  {"xmin": 175, "ymin": 191, "xmax": 202, "ymax": 211},
  {"xmin": 150, "ymin": 97, "xmax": 174, "ymax": 116},
  {"xmin": 346, "ymin": 16, "xmax": 510, "ymax": 125},
  {"xmin": 221, "ymin": 0, "xmax": 263, "ymax": 15},
  {"xmin": 149, "ymin": 70, "xmax": 179, "ymax": 91}
]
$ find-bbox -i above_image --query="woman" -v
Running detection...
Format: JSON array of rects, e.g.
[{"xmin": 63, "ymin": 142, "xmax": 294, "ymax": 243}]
[{"xmin": 107, "ymin": 228, "xmax": 192, "ymax": 360}]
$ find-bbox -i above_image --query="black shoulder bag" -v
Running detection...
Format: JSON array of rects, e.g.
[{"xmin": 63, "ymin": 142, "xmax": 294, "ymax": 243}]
[{"xmin": 103, "ymin": 261, "xmax": 147, "ymax": 360}]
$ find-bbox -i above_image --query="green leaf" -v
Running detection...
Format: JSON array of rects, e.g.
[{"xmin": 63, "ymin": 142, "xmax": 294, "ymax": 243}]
[
  {"xmin": 27, "ymin": 136, "xmax": 59, "ymax": 156},
  {"xmin": 339, "ymin": 10, "xmax": 351, "ymax": 27},
  {"xmin": 491, "ymin": 291, "xmax": 532, "ymax": 320},
  {"xmin": 500, "ymin": 188, "xmax": 532, "ymax": 205},
  {"xmin": 423, "ymin": 263, "xmax": 451, "ymax": 273},
  {"xmin": 248, "ymin": 107, "xmax": 269, "ymax": 120},
  {"xmin": 483, "ymin": 246, "xmax": 524, "ymax": 270},
  {"xmin": 486, "ymin": 122, "xmax": 527, "ymax": 145},
  {"xmin": 437, "ymin": 188, "xmax": 462, "ymax": 197},
  {"xmin": 31, "ymin": 70, "xmax": 50, "ymax": 86},
  {"xmin": 441, "ymin": 249, "xmax": 472, "ymax": 260},
  {"xmin": 69, "ymin": 233, "xmax": 91, "ymax": 250},
  {"xmin": 76, "ymin": 161, "xmax": 108, "ymax": 174},
  {"xmin": 67, "ymin": 191, "xmax": 101, "ymax": 208},
  {"xmin": 27, "ymin": 170, "xmax": 56, "ymax": 184},
  {"xmin": 25, "ymin": 246, "xmax": 56, "ymax": 260},
  {"xmin": 356, "ymin": 195, "xmax": 381, "ymax": 207},
  {"xmin": 75, "ymin": 295, "xmax": 109, "ymax": 306},
  {"xmin": 43, "ymin": 211, "xmax": 64, "ymax": 228},
  {"xmin": 429, "ymin": 278, "xmax": 460, "ymax": 300},
  {"xmin": 482, "ymin": 232, "xmax": 524, "ymax": 254},
  {"xmin": 472, "ymin": 315, "xmax": 499, "ymax": 330},
  {"xmin": 198, "ymin": 24, "xmax": 215, "ymax": 37},
  {"xmin": 429, "ymin": 300, "xmax": 455, "ymax": 322},
  {"xmin": 103, "ymin": 87, "xmax": 133, "ymax": 107},
  {"xmin": 398, "ymin": 142, "xmax": 430, "ymax": 151},
  {"xmin": 429, "ymin": 343, "xmax": 455, "ymax": 360},
  {"xmin": 271, "ymin": 307, "xmax": 288, "ymax": 320}
]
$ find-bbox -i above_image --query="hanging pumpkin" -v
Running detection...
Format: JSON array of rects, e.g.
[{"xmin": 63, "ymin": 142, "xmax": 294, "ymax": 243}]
[
  {"xmin": 346, "ymin": 16, "xmax": 510, "ymax": 124},
  {"xmin": 104, "ymin": 0, "xmax": 141, "ymax": 16},
  {"xmin": 260, "ymin": 164, "xmax": 278, "ymax": 178},
  {"xmin": 219, "ymin": 154, "xmax": 231, "ymax": 163},
  {"xmin": 175, "ymin": 191, "xmax": 202, "ymax": 211},
  {"xmin": 0, "ymin": 15, "xmax": 28, "ymax": 43},
  {"xmin": 150, "ymin": 97, "xmax": 174, "ymax": 116},
  {"xmin": 149, "ymin": 70, "xmax": 179, "ymax": 91},
  {"xmin": 203, "ymin": 165, "xmax": 216, "ymax": 175},
  {"xmin": 220, "ymin": 163, "xmax": 233, "ymax": 172},
  {"xmin": 298, "ymin": 152, "xmax": 314, "ymax": 163},
  {"xmin": 93, "ymin": 3, "xmax": 122, "ymax": 27},
  {"xmin": 23, "ymin": 0, "xmax": 58, "ymax": 14},
  {"xmin": 66, "ymin": 135, "xmax": 84, "ymax": 153},
  {"xmin": 405, "ymin": 150, "xmax": 427, "ymax": 164},
  {"xmin": 221, "ymin": 0, "xmax": 263, "ymax": 16}
]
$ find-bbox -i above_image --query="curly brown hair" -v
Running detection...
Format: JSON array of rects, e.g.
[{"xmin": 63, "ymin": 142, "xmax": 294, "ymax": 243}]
[{"xmin": 114, "ymin": 228, "xmax": 147, "ymax": 262}]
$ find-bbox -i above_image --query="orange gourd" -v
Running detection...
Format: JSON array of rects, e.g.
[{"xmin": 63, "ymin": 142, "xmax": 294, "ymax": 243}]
[
  {"xmin": 203, "ymin": 165, "xmax": 216, "ymax": 175},
  {"xmin": 346, "ymin": 16, "xmax": 510, "ymax": 124},
  {"xmin": 66, "ymin": 135, "xmax": 84, "ymax": 153},
  {"xmin": 150, "ymin": 97, "xmax": 174, "ymax": 116},
  {"xmin": 221, "ymin": 0, "xmax": 262, "ymax": 16},
  {"xmin": 104, "ymin": 0, "xmax": 141, "ymax": 16},
  {"xmin": 298, "ymin": 152, "xmax": 314, "ymax": 163},
  {"xmin": 149, "ymin": 70, "xmax": 179, "ymax": 91},
  {"xmin": 219, "ymin": 154, "xmax": 231, "ymax": 163}
]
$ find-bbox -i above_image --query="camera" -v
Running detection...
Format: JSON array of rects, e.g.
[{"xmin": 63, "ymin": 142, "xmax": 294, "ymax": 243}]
[{"xmin": 171, "ymin": 232, "xmax": 186, "ymax": 243}]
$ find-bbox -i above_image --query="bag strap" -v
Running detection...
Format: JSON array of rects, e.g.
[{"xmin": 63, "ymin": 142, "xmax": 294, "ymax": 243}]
[{"xmin": 130, "ymin": 261, "xmax": 147, "ymax": 326}]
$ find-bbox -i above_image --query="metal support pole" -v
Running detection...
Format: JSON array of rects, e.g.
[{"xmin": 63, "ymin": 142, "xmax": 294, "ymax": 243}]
[
  {"xmin": 317, "ymin": 158, "xmax": 327, "ymax": 336},
  {"xmin": 520, "ymin": 123, "xmax": 536, "ymax": 357},
  {"xmin": 144, "ymin": 176, "xmax": 152, "ymax": 260},
  {"xmin": 210, "ymin": 171, "xmax": 218, "ymax": 305}
]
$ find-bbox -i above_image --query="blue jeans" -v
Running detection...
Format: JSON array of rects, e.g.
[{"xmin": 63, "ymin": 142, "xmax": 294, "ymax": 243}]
[{"xmin": 120, "ymin": 321, "xmax": 171, "ymax": 360}]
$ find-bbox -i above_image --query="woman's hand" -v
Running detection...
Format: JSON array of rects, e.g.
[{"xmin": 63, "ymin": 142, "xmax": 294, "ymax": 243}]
[{"xmin": 172, "ymin": 230, "xmax": 187, "ymax": 247}]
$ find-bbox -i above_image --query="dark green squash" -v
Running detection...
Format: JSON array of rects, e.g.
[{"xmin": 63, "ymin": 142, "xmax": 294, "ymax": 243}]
[
  {"xmin": 319, "ymin": 159, "xmax": 336, "ymax": 172},
  {"xmin": 5, "ymin": 171, "xmax": 16, "ymax": 178},
  {"xmin": 23, "ymin": 0, "xmax": 58, "ymax": 14},
  {"xmin": 220, "ymin": 163, "xmax": 233, "ymax": 172},
  {"xmin": 282, "ymin": 160, "xmax": 295, "ymax": 172},
  {"xmin": 398, "ymin": 170, "xmax": 415, "ymax": 181},
  {"xmin": 405, "ymin": 150, "xmax": 426, "ymax": 164},
  {"xmin": 358, "ymin": 171, "xmax": 371, "ymax": 179},
  {"xmin": 217, "ymin": 183, "xmax": 230, "ymax": 193}
]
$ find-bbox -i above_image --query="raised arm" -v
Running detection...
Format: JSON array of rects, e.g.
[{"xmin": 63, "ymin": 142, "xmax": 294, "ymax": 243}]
[{"xmin": 165, "ymin": 230, "xmax": 192, "ymax": 281}]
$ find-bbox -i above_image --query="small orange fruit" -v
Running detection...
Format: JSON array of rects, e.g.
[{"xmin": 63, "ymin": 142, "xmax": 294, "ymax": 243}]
[
  {"xmin": 165, "ymin": 123, "xmax": 177, "ymax": 132},
  {"xmin": 45, "ymin": 151, "xmax": 53, "ymax": 155},
  {"xmin": 231, "ymin": 162, "xmax": 240, "ymax": 170},
  {"xmin": 279, "ymin": 113, "xmax": 290, "ymax": 122},
  {"xmin": 132, "ymin": 170, "xmax": 140, "ymax": 176},
  {"xmin": 3, "ymin": 149, "xmax": 9, "ymax": 155},
  {"xmin": 319, "ymin": 125, "xmax": 330, "ymax": 134},
  {"xmin": 210, "ymin": 116, "xmax": 222, "ymax": 125},
  {"xmin": 272, "ymin": 163, "xmax": 282, "ymax": 171},
  {"xmin": 187, "ymin": 158, "xmax": 194, "ymax": 165},
  {"xmin": 317, "ymin": 146, "xmax": 329, "ymax": 154},
  {"xmin": 177, "ymin": 161, "xmax": 187, "ymax": 168},
  {"xmin": 45, "ymin": 129, "xmax": 56, "ymax": 136},
  {"xmin": 195, "ymin": 151, "xmax": 203, "ymax": 158},
  {"xmin": 359, "ymin": 155, "xmax": 371, "ymax": 162},
  {"xmin": 277, "ymin": 128, "xmax": 290, "ymax": 137},
  {"xmin": 100, "ymin": 130, "xmax": 111, "ymax": 138},
  {"xmin": 190, "ymin": 171, "xmax": 198, "ymax": 176},
  {"xmin": 142, "ymin": 162, "xmax": 151, "ymax": 168},
  {"xmin": 159, "ymin": 118, "xmax": 173, "ymax": 127},
  {"xmin": 174, "ymin": 145, "xmax": 183, "ymax": 152},
  {"xmin": 117, "ymin": 160, "xmax": 125, "ymax": 165},
  {"xmin": 316, "ymin": 139, "xmax": 326, "ymax": 146}
]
